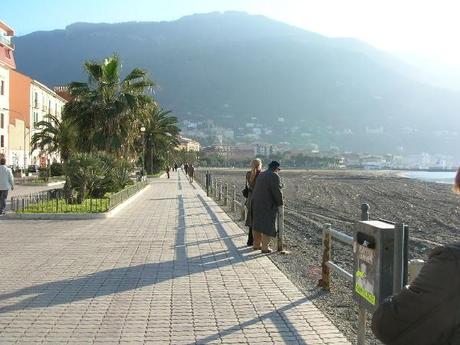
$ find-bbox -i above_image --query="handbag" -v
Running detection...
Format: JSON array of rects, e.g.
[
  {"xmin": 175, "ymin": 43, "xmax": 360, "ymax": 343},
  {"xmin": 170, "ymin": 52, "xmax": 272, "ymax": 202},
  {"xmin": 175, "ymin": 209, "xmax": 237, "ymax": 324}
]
[{"xmin": 242, "ymin": 186, "xmax": 249, "ymax": 198}]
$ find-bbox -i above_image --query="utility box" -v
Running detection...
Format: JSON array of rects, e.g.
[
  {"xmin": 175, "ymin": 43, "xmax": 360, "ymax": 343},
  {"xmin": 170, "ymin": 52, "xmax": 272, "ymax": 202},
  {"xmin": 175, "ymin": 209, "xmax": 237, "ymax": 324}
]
[{"xmin": 353, "ymin": 220, "xmax": 395, "ymax": 312}]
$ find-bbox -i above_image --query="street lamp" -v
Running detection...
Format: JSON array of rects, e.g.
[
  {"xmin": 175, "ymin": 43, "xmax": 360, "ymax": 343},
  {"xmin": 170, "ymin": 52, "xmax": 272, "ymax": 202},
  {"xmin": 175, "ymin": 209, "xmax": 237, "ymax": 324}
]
[{"xmin": 140, "ymin": 126, "xmax": 146, "ymax": 176}]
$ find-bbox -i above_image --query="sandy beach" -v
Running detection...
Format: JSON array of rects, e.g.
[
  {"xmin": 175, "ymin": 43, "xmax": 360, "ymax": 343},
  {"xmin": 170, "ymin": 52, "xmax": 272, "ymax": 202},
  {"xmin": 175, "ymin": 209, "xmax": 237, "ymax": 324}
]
[{"xmin": 200, "ymin": 168, "xmax": 460, "ymax": 343}]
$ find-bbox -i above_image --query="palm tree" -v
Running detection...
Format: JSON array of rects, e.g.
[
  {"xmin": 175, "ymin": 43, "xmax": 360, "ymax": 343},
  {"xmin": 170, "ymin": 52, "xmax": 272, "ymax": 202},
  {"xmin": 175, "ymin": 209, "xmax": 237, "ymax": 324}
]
[
  {"xmin": 64, "ymin": 55, "xmax": 155, "ymax": 157},
  {"xmin": 143, "ymin": 108, "xmax": 180, "ymax": 174},
  {"xmin": 30, "ymin": 114, "xmax": 76, "ymax": 163}
]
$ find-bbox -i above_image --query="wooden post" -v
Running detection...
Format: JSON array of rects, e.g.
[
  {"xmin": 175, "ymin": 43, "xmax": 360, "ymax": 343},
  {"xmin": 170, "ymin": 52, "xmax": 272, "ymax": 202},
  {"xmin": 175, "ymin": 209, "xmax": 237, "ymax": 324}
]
[
  {"xmin": 276, "ymin": 205, "xmax": 285, "ymax": 252},
  {"xmin": 318, "ymin": 223, "xmax": 332, "ymax": 290}
]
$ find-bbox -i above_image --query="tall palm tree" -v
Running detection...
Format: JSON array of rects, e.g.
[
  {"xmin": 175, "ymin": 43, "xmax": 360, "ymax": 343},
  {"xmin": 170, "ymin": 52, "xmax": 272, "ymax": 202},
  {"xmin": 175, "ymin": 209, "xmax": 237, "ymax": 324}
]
[
  {"xmin": 30, "ymin": 114, "xmax": 76, "ymax": 163},
  {"xmin": 64, "ymin": 55, "xmax": 155, "ymax": 157},
  {"xmin": 143, "ymin": 108, "xmax": 180, "ymax": 173}
]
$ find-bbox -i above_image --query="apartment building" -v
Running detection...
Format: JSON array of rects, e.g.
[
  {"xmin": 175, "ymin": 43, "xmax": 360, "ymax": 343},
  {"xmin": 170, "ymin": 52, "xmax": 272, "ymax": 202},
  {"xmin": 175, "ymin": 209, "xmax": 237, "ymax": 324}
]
[
  {"xmin": 30, "ymin": 80, "xmax": 66, "ymax": 166},
  {"xmin": 0, "ymin": 21, "xmax": 15, "ymax": 160}
]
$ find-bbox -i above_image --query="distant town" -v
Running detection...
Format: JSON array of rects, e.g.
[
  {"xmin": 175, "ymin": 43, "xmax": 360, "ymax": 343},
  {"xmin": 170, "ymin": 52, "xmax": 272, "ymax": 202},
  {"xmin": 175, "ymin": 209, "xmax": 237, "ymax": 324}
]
[{"xmin": 179, "ymin": 118, "xmax": 459, "ymax": 170}]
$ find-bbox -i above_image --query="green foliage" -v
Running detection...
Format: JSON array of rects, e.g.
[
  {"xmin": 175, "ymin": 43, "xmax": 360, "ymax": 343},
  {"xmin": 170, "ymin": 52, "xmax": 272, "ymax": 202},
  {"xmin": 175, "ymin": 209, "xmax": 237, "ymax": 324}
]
[
  {"xmin": 64, "ymin": 55, "xmax": 155, "ymax": 158},
  {"xmin": 50, "ymin": 162, "xmax": 64, "ymax": 176},
  {"xmin": 30, "ymin": 114, "xmax": 76, "ymax": 162},
  {"xmin": 18, "ymin": 198, "xmax": 109, "ymax": 213},
  {"xmin": 65, "ymin": 152, "xmax": 134, "ymax": 202},
  {"xmin": 38, "ymin": 167, "xmax": 50, "ymax": 182}
]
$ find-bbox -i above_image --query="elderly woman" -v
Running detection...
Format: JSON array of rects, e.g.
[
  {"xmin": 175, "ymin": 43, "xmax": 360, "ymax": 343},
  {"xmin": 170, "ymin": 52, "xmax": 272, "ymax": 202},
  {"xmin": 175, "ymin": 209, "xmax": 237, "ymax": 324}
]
[
  {"xmin": 244, "ymin": 159, "xmax": 262, "ymax": 247},
  {"xmin": 371, "ymin": 167, "xmax": 460, "ymax": 345}
]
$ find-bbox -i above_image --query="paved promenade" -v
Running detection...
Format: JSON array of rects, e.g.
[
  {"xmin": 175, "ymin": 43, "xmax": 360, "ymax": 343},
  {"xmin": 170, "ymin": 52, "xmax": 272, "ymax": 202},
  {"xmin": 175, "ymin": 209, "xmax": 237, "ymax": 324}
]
[{"xmin": 0, "ymin": 172, "xmax": 350, "ymax": 344}]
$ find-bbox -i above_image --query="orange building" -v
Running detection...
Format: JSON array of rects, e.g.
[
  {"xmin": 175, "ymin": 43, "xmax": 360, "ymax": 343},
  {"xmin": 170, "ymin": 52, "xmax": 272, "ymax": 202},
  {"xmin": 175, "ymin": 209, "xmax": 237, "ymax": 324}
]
[{"xmin": 8, "ymin": 70, "xmax": 32, "ymax": 168}]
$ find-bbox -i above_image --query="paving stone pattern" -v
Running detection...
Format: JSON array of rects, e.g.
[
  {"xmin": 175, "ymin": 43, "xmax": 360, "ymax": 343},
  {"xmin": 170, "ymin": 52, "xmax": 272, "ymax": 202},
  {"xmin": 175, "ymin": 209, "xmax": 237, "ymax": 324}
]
[{"xmin": 0, "ymin": 172, "xmax": 350, "ymax": 344}]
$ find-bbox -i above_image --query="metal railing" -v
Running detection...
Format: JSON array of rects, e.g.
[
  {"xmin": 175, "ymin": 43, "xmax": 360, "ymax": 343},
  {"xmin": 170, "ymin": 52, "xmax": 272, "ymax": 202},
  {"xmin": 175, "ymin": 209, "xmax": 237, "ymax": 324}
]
[
  {"xmin": 195, "ymin": 170, "xmax": 286, "ymax": 252},
  {"xmin": 10, "ymin": 180, "xmax": 148, "ymax": 213}
]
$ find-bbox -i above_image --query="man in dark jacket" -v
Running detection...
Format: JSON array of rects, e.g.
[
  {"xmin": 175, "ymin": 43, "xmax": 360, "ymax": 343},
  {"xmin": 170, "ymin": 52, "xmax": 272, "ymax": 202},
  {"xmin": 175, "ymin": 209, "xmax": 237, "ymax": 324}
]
[
  {"xmin": 251, "ymin": 161, "xmax": 283, "ymax": 253},
  {"xmin": 372, "ymin": 242, "xmax": 460, "ymax": 345}
]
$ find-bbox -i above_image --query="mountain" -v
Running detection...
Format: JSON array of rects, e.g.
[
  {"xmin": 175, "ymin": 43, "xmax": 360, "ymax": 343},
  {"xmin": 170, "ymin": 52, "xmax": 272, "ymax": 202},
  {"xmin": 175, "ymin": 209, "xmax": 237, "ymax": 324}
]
[{"xmin": 13, "ymin": 12, "xmax": 460, "ymax": 158}]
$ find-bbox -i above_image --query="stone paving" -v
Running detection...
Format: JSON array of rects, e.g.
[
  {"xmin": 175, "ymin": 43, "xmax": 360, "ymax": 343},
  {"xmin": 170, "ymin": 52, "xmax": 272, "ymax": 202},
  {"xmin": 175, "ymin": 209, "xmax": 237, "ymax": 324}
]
[{"xmin": 0, "ymin": 172, "xmax": 351, "ymax": 344}]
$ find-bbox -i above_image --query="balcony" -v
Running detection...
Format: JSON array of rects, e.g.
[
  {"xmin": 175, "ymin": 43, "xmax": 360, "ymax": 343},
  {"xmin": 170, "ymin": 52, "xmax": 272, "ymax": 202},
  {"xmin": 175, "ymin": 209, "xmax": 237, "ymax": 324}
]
[{"xmin": 0, "ymin": 35, "xmax": 14, "ymax": 50}]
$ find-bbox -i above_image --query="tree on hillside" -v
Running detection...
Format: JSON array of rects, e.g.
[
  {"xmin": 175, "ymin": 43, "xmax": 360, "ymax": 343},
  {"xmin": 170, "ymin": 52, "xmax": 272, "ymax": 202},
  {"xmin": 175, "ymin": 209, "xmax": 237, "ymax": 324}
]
[{"xmin": 64, "ymin": 54, "xmax": 155, "ymax": 158}]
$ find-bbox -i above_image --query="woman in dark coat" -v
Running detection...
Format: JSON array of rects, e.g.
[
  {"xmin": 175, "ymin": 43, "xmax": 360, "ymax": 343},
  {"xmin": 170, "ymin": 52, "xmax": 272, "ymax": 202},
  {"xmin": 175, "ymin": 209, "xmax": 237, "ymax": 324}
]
[
  {"xmin": 371, "ymin": 167, "xmax": 460, "ymax": 345},
  {"xmin": 251, "ymin": 161, "xmax": 283, "ymax": 253},
  {"xmin": 244, "ymin": 159, "xmax": 262, "ymax": 247}
]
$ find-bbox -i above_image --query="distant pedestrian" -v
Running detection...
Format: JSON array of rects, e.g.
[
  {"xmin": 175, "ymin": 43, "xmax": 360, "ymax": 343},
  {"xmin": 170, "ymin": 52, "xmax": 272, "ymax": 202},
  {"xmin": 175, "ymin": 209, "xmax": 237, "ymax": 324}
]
[
  {"xmin": 371, "ymin": 167, "xmax": 460, "ymax": 345},
  {"xmin": 174, "ymin": 163, "xmax": 178, "ymax": 172},
  {"xmin": 244, "ymin": 159, "xmax": 262, "ymax": 247},
  {"xmin": 0, "ymin": 157, "xmax": 14, "ymax": 215},
  {"xmin": 184, "ymin": 163, "xmax": 189, "ymax": 176},
  {"xmin": 188, "ymin": 164, "xmax": 195, "ymax": 183},
  {"xmin": 251, "ymin": 161, "xmax": 283, "ymax": 253},
  {"xmin": 165, "ymin": 166, "xmax": 171, "ymax": 179}
]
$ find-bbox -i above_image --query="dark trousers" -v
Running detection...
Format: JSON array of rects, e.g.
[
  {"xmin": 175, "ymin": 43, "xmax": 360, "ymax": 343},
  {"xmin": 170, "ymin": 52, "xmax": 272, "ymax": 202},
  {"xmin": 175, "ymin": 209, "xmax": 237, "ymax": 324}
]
[
  {"xmin": 0, "ymin": 190, "xmax": 8, "ymax": 213},
  {"xmin": 247, "ymin": 226, "xmax": 253, "ymax": 246}
]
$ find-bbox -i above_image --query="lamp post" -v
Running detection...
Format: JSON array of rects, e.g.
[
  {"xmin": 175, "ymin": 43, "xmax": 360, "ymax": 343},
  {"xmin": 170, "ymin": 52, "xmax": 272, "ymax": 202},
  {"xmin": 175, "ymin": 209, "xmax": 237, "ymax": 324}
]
[{"xmin": 140, "ymin": 126, "xmax": 146, "ymax": 176}]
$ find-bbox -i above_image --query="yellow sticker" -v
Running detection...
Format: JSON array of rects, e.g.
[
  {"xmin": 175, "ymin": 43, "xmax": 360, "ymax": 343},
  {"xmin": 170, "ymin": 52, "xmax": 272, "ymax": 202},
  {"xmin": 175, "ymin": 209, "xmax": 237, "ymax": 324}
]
[
  {"xmin": 355, "ymin": 283, "xmax": 376, "ymax": 305},
  {"xmin": 355, "ymin": 270, "xmax": 366, "ymax": 279}
]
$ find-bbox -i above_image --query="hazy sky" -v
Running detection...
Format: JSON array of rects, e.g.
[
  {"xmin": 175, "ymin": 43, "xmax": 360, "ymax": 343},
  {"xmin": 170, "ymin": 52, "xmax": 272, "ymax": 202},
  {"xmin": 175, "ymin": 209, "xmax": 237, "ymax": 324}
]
[{"xmin": 3, "ymin": 0, "xmax": 460, "ymax": 65}]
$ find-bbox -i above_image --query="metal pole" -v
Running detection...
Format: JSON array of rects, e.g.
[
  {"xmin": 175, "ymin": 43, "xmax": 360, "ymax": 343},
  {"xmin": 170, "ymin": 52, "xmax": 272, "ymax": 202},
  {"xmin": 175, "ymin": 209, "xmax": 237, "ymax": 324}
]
[
  {"xmin": 357, "ymin": 203, "xmax": 370, "ymax": 345},
  {"xmin": 318, "ymin": 223, "xmax": 331, "ymax": 290},
  {"xmin": 231, "ymin": 185, "xmax": 236, "ymax": 211},
  {"xmin": 276, "ymin": 205, "xmax": 285, "ymax": 252}
]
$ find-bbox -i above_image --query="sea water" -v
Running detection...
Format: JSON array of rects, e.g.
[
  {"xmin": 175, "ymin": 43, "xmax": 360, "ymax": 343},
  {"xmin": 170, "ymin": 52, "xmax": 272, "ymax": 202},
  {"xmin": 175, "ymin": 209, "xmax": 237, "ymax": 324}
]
[{"xmin": 403, "ymin": 171, "xmax": 457, "ymax": 184}]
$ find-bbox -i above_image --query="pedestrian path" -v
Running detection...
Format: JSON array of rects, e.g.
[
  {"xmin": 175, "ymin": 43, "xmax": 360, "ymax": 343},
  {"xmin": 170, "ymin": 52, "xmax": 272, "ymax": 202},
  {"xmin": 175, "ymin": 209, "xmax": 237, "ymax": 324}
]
[{"xmin": 0, "ymin": 172, "xmax": 350, "ymax": 344}]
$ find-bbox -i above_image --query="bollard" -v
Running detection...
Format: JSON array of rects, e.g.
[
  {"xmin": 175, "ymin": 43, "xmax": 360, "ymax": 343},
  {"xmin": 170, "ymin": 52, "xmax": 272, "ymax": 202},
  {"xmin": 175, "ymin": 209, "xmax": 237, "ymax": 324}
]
[
  {"xmin": 224, "ymin": 183, "xmax": 228, "ymax": 206},
  {"xmin": 231, "ymin": 185, "xmax": 236, "ymax": 211},
  {"xmin": 276, "ymin": 205, "xmax": 285, "ymax": 252},
  {"xmin": 318, "ymin": 223, "xmax": 332, "ymax": 290}
]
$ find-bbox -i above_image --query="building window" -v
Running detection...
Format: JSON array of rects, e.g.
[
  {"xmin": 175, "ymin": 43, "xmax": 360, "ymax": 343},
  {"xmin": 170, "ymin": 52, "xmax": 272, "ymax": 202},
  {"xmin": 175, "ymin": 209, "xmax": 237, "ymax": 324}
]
[
  {"xmin": 0, "ymin": 113, "xmax": 3, "ymax": 129},
  {"xmin": 48, "ymin": 100, "xmax": 51, "ymax": 114},
  {"xmin": 0, "ymin": 81, "xmax": 4, "ymax": 95},
  {"xmin": 34, "ymin": 92, "xmax": 38, "ymax": 108},
  {"xmin": 0, "ymin": 135, "xmax": 4, "ymax": 148}
]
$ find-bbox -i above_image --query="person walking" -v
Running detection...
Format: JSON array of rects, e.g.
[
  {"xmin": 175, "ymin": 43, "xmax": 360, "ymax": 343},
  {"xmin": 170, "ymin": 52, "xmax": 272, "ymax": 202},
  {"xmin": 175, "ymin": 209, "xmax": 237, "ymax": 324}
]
[
  {"xmin": 244, "ymin": 159, "xmax": 262, "ymax": 247},
  {"xmin": 0, "ymin": 157, "xmax": 14, "ymax": 215},
  {"xmin": 251, "ymin": 161, "xmax": 283, "ymax": 253},
  {"xmin": 165, "ymin": 166, "xmax": 171, "ymax": 179},
  {"xmin": 188, "ymin": 164, "xmax": 195, "ymax": 183},
  {"xmin": 184, "ymin": 163, "xmax": 189, "ymax": 176},
  {"xmin": 371, "ymin": 167, "xmax": 460, "ymax": 345}
]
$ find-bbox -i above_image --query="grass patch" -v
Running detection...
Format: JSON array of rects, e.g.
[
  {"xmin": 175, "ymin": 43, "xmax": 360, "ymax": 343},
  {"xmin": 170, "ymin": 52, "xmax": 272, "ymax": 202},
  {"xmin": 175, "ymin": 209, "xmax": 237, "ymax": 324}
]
[{"xmin": 18, "ymin": 198, "xmax": 109, "ymax": 213}]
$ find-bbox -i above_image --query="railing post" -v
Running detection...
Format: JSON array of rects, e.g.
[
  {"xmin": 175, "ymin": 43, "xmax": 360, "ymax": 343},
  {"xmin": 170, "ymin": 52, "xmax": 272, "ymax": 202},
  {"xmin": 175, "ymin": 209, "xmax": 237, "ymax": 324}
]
[
  {"xmin": 213, "ymin": 180, "xmax": 217, "ymax": 198},
  {"xmin": 231, "ymin": 185, "xmax": 236, "ymax": 211},
  {"xmin": 218, "ymin": 181, "xmax": 222, "ymax": 202},
  {"xmin": 206, "ymin": 171, "xmax": 210, "ymax": 196},
  {"xmin": 361, "ymin": 203, "xmax": 370, "ymax": 221},
  {"xmin": 224, "ymin": 183, "xmax": 228, "ymax": 206},
  {"xmin": 277, "ymin": 205, "xmax": 285, "ymax": 252},
  {"xmin": 357, "ymin": 203, "xmax": 370, "ymax": 345},
  {"xmin": 318, "ymin": 223, "xmax": 332, "ymax": 290},
  {"xmin": 240, "ymin": 203, "xmax": 246, "ymax": 221}
]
